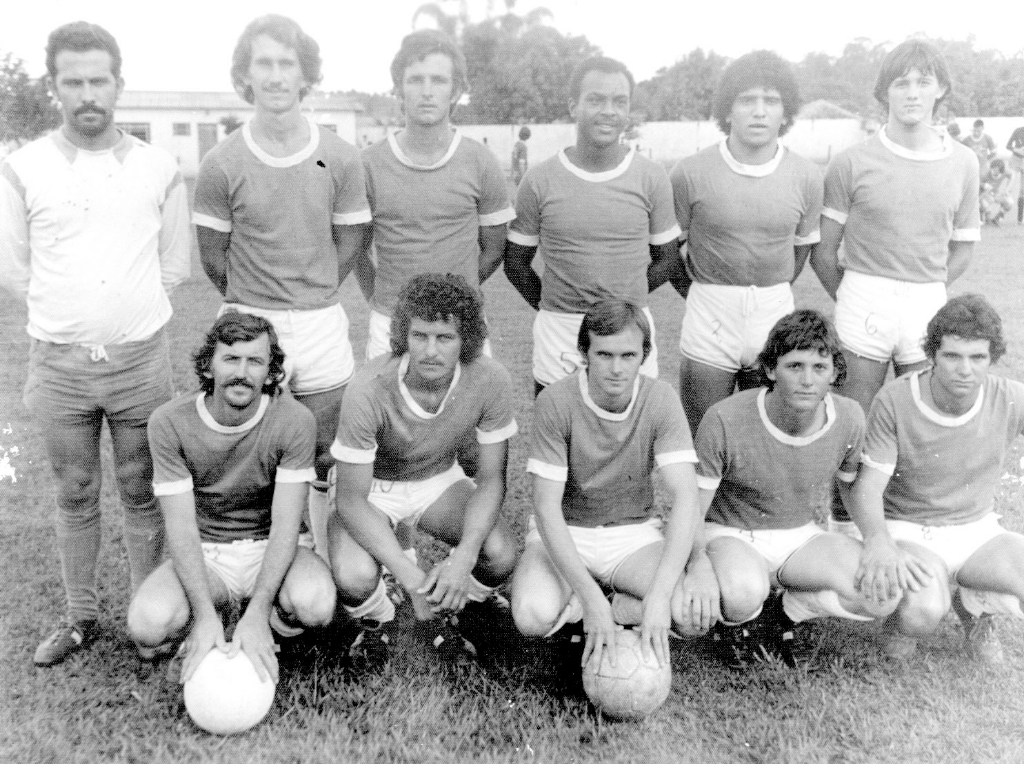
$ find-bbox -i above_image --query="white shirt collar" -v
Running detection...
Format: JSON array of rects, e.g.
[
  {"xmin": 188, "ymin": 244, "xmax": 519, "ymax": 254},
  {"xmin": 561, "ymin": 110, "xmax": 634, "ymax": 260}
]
[
  {"xmin": 242, "ymin": 115, "xmax": 320, "ymax": 168},
  {"xmin": 388, "ymin": 129, "xmax": 462, "ymax": 170},
  {"xmin": 578, "ymin": 369, "xmax": 640, "ymax": 421},
  {"xmin": 557, "ymin": 146, "xmax": 635, "ymax": 182},
  {"xmin": 756, "ymin": 388, "xmax": 836, "ymax": 445},
  {"xmin": 878, "ymin": 124, "xmax": 954, "ymax": 162},
  {"xmin": 397, "ymin": 354, "xmax": 462, "ymax": 419},
  {"xmin": 195, "ymin": 392, "xmax": 270, "ymax": 434},
  {"xmin": 718, "ymin": 139, "xmax": 785, "ymax": 177},
  {"xmin": 910, "ymin": 370, "xmax": 984, "ymax": 426}
]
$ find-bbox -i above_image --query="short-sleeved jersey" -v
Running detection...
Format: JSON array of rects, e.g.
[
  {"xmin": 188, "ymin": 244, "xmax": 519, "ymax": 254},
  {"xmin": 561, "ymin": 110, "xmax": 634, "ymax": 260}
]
[
  {"xmin": 1007, "ymin": 127, "xmax": 1024, "ymax": 154},
  {"xmin": 822, "ymin": 127, "xmax": 980, "ymax": 284},
  {"xmin": 149, "ymin": 392, "xmax": 316, "ymax": 543},
  {"xmin": 961, "ymin": 133, "xmax": 996, "ymax": 162},
  {"xmin": 193, "ymin": 117, "xmax": 371, "ymax": 310},
  {"xmin": 331, "ymin": 353, "xmax": 518, "ymax": 482},
  {"xmin": 670, "ymin": 142, "xmax": 823, "ymax": 287},
  {"xmin": 527, "ymin": 371, "xmax": 697, "ymax": 527},
  {"xmin": 696, "ymin": 388, "xmax": 864, "ymax": 530},
  {"xmin": 362, "ymin": 131, "xmax": 515, "ymax": 316},
  {"xmin": 862, "ymin": 371, "xmax": 1024, "ymax": 525},
  {"xmin": 508, "ymin": 148, "xmax": 681, "ymax": 313}
]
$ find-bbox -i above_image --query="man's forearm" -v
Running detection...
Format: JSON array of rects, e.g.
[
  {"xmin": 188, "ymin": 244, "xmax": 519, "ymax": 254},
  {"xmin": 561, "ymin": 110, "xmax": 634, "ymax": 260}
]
[{"xmin": 503, "ymin": 242, "xmax": 542, "ymax": 309}]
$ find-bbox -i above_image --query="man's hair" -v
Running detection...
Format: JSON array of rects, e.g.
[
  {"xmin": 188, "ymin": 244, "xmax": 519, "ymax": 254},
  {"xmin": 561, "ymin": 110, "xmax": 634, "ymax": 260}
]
[
  {"xmin": 757, "ymin": 310, "xmax": 847, "ymax": 390},
  {"xmin": 568, "ymin": 56, "xmax": 635, "ymax": 102},
  {"xmin": 990, "ymin": 158, "xmax": 1006, "ymax": 174},
  {"xmin": 973, "ymin": 119, "xmax": 985, "ymax": 128},
  {"xmin": 231, "ymin": 15, "xmax": 322, "ymax": 104},
  {"xmin": 947, "ymin": 121, "xmax": 962, "ymax": 138},
  {"xmin": 390, "ymin": 273, "xmax": 487, "ymax": 363},
  {"xmin": 390, "ymin": 29, "xmax": 468, "ymax": 101},
  {"xmin": 518, "ymin": 126, "xmax": 531, "ymax": 141},
  {"xmin": 193, "ymin": 311, "xmax": 286, "ymax": 396},
  {"xmin": 923, "ymin": 294, "xmax": 1006, "ymax": 363},
  {"xmin": 873, "ymin": 40, "xmax": 952, "ymax": 114},
  {"xmin": 577, "ymin": 299, "xmax": 652, "ymax": 363},
  {"xmin": 46, "ymin": 21, "xmax": 122, "ymax": 79},
  {"xmin": 713, "ymin": 50, "xmax": 801, "ymax": 137}
]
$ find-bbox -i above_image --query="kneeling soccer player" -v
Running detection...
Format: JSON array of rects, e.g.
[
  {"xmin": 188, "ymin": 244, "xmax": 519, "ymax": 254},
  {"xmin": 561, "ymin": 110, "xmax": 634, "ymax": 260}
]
[
  {"xmin": 852, "ymin": 294, "xmax": 1024, "ymax": 664},
  {"xmin": 696, "ymin": 310, "xmax": 895, "ymax": 667},
  {"xmin": 127, "ymin": 312, "xmax": 337, "ymax": 684},
  {"xmin": 511, "ymin": 299, "xmax": 705, "ymax": 672},
  {"xmin": 328, "ymin": 274, "xmax": 519, "ymax": 664}
]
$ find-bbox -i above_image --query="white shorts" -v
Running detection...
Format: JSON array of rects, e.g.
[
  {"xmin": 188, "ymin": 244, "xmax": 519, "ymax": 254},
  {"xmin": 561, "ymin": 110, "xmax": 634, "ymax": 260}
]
[
  {"xmin": 679, "ymin": 282, "xmax": 794, "ymax": 372},
  {"xmin": 886, "ymin": 513, "xmax": 1008, "ymax": 581},
  {"xmin": 705, "ymin": 522, "xmax": 825, "ymax": 576},
  {"xmin": 366, "ymin": 309, "xmax": 492, "ymax": 361},
  {"xmin": 202, "ymin": 533, "xmax": 315, "ymax": 603},
  {"xmin": 834, "ymin": 272, "xmax": 946, "ymax": 365},
  {"xmin": 533, "ymin": 308, "xmax": 658, "ymax": 387},
  {"xmin": 221, "ymin": 302, "xmax": 355, "ymax": 394},
  {"xmin": 363, "ymin": 462, "xmax": 472, "ymax": 529},
  {"xmin": 525, "ymin": 516, "xmax": 664, "ymax": 584}
]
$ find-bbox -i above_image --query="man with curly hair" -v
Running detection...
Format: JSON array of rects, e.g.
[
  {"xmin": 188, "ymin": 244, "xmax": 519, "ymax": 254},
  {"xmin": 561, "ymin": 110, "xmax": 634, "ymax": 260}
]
[
  {"xmin": 127, "ymin": 312, "xmax": 336, "ymax": 686},
  {"xmin": 193, "ymin": 14, "xmax": 371, "ymax": 560},
  {"xmin": 670, "ymin": 50, "xmax": 823, "ymax": 435},
  {"xmin": 327, "ymin": 274, "xmax": 519, "ymax": 665}
]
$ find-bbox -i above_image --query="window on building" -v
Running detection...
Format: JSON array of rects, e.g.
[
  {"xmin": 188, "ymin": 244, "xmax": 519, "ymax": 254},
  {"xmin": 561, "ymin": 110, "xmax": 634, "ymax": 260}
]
[
  {"xmin": 117, "ymin": 123, "xmax": 151, "ymax": 143},
  {"xmin": 172, "ymin": 123, "xmax": 191, "ymax": 136}
]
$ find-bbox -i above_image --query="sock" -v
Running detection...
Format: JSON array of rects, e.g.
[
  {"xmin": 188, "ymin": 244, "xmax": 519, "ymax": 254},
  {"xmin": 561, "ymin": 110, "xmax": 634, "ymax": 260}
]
[
  {"xmin": 122, "ymin": 498, "xmax": 164, "ymax": 593},
  {"xmin": 344, "ymin": 578, "xmax": 396, "ymax": 624},
  {"xmin": 782, "ymin": 589, "xmax": 873, "ymax": 623},
  {"xmin": 959, "ymin": 587, "xmax": 1024, "ymax": 619},
  {"xmin": 56, "ymin": 499, "xmax": 103, "ymax": 623}
]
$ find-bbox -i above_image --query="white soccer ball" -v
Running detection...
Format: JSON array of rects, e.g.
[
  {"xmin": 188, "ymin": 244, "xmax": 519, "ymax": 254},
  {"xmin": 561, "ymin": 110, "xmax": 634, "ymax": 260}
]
[
  {"xmin": 183, "ymin": 649, "xmax": 276, "ymax": 735},
  {"xmin": 582, "ymin": 629, "xmax": 672, "ymax": 721}
]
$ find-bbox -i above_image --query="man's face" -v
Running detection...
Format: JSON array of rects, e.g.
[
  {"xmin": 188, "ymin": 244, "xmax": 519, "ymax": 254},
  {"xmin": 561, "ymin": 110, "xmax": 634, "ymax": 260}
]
[
  {"xmin": 727, "ymin": 86, "xmax": 785, "ymax": 151},
  {"xmin": 242, "ymin": 34, "xmax": 307, "ymax": 113},
  {"xmin": 400, "ymin": 53, "xmax": 458, "ymax": 128},
  {"xmin": 570, "ymin": 70, "xmax": 631, "ymax": 150},
  {"xmin": 886, "ymin": 67, "xmax": 945, "ymax": 128},
  {"xmin": 585, "ymin": 325, "xmax": 644, "ymax": 405},
  {"xmin": 208, "ymin": 335, "xmax": 272, "ymax": 412},
  {"xmin": 972, "ymin": 124, "xmax": 985, "ymax": 139},
  {"xmin": 766, "ymin": 348, "xmax": 837, "ymax": 414},
  {"xmin": 406, "ymin": 317, "xmax": 462, "ymax": 384},
  {"xmin": 50, "ymin": 49, "xmax": 123, "ymax": 141},
  {"xmin": 929, "ymin": 336, "xmax": 991, "ymax": 404}
]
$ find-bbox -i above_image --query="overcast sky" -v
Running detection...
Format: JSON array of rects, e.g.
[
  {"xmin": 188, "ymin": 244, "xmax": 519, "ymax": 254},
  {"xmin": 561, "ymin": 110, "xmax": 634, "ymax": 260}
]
[{"xmin": 3, "ymin": 0, "xmax": 1021, "ymax": 94}]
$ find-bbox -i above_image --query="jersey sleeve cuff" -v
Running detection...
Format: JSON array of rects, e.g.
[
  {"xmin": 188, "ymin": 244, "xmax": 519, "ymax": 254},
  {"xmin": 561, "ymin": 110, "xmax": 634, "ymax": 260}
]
[
  {"xmin": 650, "ymin": 225, "xmax": 682, "ymax": 246},
  {"xmin": 153, "ymin": 477, "xmax": 193, "ymax": 496},
  {"xmin": 477, "ymin": 419, "xmax": 518, "ymax": 444},
  {"xmin": 951, "ymin": 227, "xmax": 981, "ymax": 242},
  {"xmin": 507, "ymin": 229, "xmax": 539, "ymax": 247},
  {"xmin": 794, "ymin": 230, "xmax": 821, "ymax": 246},
  {"xmin": 526, "ymin": 458, "xmax": 567, "ymax": 482},
  {"xmin": 276, "ymin": 467, "xmax": 316, "ymax": 484},
  {"xmin": 860, "ymin": 454, "xmax": 895, "ymax": 476},
  {"xmin": 333, "ymin": 208, "xmax": 373, "ymax": 226},
  {"xmin": 479, "ymin": 207, "xmax": 516, "ymax": 226},
  {"xmin": 192, "ymin": 213, "xmax": 232, "ymax": 233},
  {"xmin": 695, "ymin": 474, "xmax": 721, "ymax": 491},
  {"xmin": 822, "ymin": 207, "xmax": 848, "ymax": 225},
  {"xmin": 330, "ymin": 440, "xmax": 377, "ymax": 464},
  {"xmin": 655, "ymin": 449, "xmax": 698, "ymax": 467}
]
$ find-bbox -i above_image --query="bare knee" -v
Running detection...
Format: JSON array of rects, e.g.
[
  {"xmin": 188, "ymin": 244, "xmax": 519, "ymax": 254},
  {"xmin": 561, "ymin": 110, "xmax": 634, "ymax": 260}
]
[
  {"xmin": 897, "ymin": 584, "xmax": 951, "ymax": 637},
  {"xmin": 332, "ymin": 554, "xmax": 382, "ymax": 605},
  {"xmin": 280, "ymin": 577, "xmax": 336, "ymax": 628},
  {"xmin": 718, "ymin": 570, "xmax": 769, "ymax": 623},
  {"xmin": 127, "ymin": 592, "xmax": 189, "ymax": 648},
  {"xmin": 512, "ymin": 592, "xmax": 565, "ymax": 638},
  {"xmin": 477, "ymin": 529, "xmax": 519, "ymax": 586}
]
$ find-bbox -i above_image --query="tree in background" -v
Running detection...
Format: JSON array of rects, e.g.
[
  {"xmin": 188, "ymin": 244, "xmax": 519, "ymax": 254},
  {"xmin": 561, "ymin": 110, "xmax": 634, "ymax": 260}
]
[
  {"xmin": 632, "ymin": 49, "xmax": 727, "ymax": 122},
  {"xmin": 0, "ymin": 54, "xmax": 60, "ymax": 145}
]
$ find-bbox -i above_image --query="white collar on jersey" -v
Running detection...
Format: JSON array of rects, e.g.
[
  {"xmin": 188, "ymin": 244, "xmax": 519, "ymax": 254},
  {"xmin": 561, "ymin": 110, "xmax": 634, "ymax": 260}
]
[
  {"xmin": 242, "ymin": 115, "xmax": 321, "ymax": 168},
  {"xmin": 195, "ymin": 392, "xmax": 270, "ymax": 434},
  {"xmin": 756, "ymin": 387, "xmax": 836, "ymax": 446},
  {"xmin": 578, "ymin": 369, "xmax": 640, "ymax": 422},
  {"xmin": 388, "ymin": 129, "xmax": 462, "ymax": 170},
  {"xmin": 878, "ymin": 124, "xmax": 955, "ymax": 162},
  {"xmin": 910, "ymin": 370, "xmax": 985, "ymax": 426},
  {"xmin": 557, "ymin": 146, "xmax": 635, "ymax": 182},
  {"xmin": 718, "ymin": 139, "xmax": 785, "ymax": 177},
  {"xmin": 397, "ymin": 354, "xmax": 462, "ymax": 420}
]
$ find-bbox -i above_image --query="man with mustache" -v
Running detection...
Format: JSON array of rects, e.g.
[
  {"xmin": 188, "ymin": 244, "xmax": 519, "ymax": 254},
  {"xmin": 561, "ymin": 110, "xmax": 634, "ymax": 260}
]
[
  {"xmin": 194, "ymin": 15, "xmax": 371, "ymax": 563},
  {"xmin": 0, "ymin": 21, "xmax": 190, "ymax": 666},
  {"xmin": 127, "ymin": 312, "xmax": 335, "ymax": 683},
  {"xmin": 505, "ymin": 56, "xmax": 685, "ymax": 395}
]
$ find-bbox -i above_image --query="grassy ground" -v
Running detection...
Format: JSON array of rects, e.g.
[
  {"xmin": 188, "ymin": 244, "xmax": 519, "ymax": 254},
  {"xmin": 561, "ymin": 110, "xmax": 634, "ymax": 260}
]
[{"xmin": 1, "ymin": 224, "xmax": 1023, "ymax": 763}]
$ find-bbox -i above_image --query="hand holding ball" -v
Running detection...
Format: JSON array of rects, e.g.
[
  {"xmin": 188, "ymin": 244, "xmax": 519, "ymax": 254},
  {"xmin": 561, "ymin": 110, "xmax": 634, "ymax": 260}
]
[
  {"xmin": 183, "ymin": 648, "xmax": 276, "ymax": 735},
  {"xmin": 582, "ymin": 629, "xmax": 672, "ymax": 720}
]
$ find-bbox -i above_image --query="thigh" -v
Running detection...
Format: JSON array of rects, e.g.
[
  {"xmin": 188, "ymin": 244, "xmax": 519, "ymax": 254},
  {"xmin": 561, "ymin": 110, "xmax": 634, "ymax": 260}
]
[
  {"xmin": 957, "ymin": 531, "xmax": 1024, "ymax": 593},
  {"xmin": 279, "ymin": 546, "xmax": 334, "ymax": 600},
  {"xmin": 294, "ymin": 385, "xmax": 346, "ymax": 481},
  {"xmin": 326, "ymin": 510, "xmax": 382, "ymax": 586},
  {"xmin": 679, "ymin": 356, "xmax": 737, "ymax": 435},
  {"xmin": 511, "ymin": 534, "xmax": 573, "ymax": 615},
  {"xmin": 837, "ymin": 350, "xmax": 890, "ymax": 413},
  {"xmin": 706, "ymin": 536, "xmax": 770, "ymax": 588},
  {"xmin": 608, "ymin": 539, "xmax": 665, "ymax": 598},
  {"xmin": 107, "ymin": 417, "xmax": 156, "ymax": 504},
  {"xmin": 365, "ymin": 310, "xmax": 392, "ymax": 361},
  {"xmin": 778, "ymin": 532, "xmax": 863, "ymax": 598},
  {"xmin": 417, "ymin": 479, "xmax": 476, "ymax": 547}
]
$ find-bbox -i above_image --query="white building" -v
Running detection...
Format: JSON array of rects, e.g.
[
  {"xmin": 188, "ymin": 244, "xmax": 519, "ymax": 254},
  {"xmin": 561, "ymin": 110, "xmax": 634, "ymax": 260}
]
[{"xmin": 116, "ymin": 91, "xmax": 361, "ymax": 177}]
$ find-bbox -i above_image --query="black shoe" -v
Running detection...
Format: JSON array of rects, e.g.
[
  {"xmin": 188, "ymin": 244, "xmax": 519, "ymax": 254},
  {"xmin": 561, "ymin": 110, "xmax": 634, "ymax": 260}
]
[
  {"xmin": 34, "ymin": 619, "xmax": 97, "ymax": 667},
  {"xmin": 347, "ymin": 619, "xmax": 392, "ymax": 672},
  {"xmin": 550, "ymin": 620, "xmax": 586, "ymax": 692},
  {"xmin": 425, "ymin": 615, "xmax": 478, "ymax": 666},
  {"xmin": 759, "ymin": 590, "xmax": 797, "ymax": 668},
  {"xmin": 711, "ymin": 622, "xmax": 759, "ymax": 669}
]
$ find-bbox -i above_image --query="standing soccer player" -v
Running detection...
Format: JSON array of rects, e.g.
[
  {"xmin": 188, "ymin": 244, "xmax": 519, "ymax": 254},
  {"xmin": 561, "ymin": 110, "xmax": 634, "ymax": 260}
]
[
  {"xmin": 510, "ymin": 300, "xmax": 705, "ymax": 671},
  {"xmin": 356, "ymin": 30, "xmax": 514, "ymax": 360},
  {"xmin": 0, "ymin": 22, "xmax": 190, "ymax": 666},
  {"xmin": 193, "ymin": 15, "xmax": 371, "ymax": 557},
  {"xmin": 511, "ymin": 126, "xmax": 530, "ymax": 185},
  {"xmin": 128, "ymin": 313, "xmax": 336, "ymax": 683},
  {"xmin": 671, "ymin": 50, "xmax": 822, "ymax": 435},
  {"xmin": 505, "ymin": 57, "xmax": 684, "ymax": 394},
  {"xmin": 851, "ymin": 295, "xmax": 1024, "ymax": 663},
  {"xmin": 1006, "ymin": 120, "xmax": 1024, "ymax": 224},
  {"xmin": 328, "ymin": 274, "xmax": 518, "ymax": 665}
]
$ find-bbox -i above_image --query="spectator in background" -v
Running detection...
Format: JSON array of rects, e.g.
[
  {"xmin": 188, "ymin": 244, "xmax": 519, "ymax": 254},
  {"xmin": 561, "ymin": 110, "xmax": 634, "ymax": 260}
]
[
  {"xmin": 1006, "ymin": 121, "xmax": 1024, "ymax": 224},
  {"xmin": 511, "ymin": 126, "xmax": 531, "ymax": 185},
  {"xmin": 980, "ymin": 158, "xmax": 1012, "ymax": 225},
  {"xmin": 962, "ymin": 119, "xmax": 996, "ymax": 177}
]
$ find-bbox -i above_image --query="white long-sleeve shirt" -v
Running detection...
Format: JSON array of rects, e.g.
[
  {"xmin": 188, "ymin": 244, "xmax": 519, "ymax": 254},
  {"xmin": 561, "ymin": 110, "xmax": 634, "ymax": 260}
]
[{"xmin": 0, "ymin": 129, "xmax": 190, "ymax": 346}]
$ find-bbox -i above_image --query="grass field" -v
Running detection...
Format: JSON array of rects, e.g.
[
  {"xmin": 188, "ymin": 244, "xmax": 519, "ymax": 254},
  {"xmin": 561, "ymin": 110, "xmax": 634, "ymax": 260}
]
[{"xmin": 2, "ymin": 224, "xmax": 1023, "ymax": 763}]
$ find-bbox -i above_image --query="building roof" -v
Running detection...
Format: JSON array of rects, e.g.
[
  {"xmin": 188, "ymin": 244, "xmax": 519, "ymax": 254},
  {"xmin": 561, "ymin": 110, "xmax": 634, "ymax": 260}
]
[
  {"xmin": 797, "ymin": 99, "xmax": 859, "ymax": 120},
  {"xmin": 118, "ymin": 91, "xmax": 362, "ymax": 112}
]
